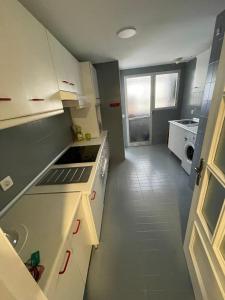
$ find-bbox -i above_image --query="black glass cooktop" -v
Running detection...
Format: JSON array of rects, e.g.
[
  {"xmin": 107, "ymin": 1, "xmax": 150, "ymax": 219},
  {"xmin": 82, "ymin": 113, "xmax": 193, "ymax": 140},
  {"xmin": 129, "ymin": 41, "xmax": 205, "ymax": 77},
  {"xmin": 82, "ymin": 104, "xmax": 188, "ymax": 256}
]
[{"xmin": 55, "ymin": 145, "xmax": 100, "ymax": 165}]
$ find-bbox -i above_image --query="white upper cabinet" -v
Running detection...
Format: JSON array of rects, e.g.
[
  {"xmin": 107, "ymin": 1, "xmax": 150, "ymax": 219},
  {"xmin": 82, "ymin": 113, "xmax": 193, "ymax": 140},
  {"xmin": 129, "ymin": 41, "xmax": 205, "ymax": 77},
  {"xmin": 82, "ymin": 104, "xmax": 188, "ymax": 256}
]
[
  {"xmin": 193, "ymin": 48, "xmax": 211, "ymax": 90},
  {"xmin": 47, "ymin": 32, "xmax": 83, "ymax": 96},
  {"xmin": 0, "ymin": 0, "xmax": 63, "ymax": 129},
  {"xmin": 80, "ymin": 62, "xmax": 100, "ymax": 102}
]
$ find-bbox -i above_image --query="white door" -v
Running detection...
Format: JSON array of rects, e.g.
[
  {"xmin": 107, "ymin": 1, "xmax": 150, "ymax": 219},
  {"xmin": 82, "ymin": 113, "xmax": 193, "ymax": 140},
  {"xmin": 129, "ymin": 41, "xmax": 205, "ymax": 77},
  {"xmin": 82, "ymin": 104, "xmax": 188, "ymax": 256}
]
[
  {"xmin": 125, "ymin": 75, "xmax": 152, "ymax": 146},
  {"xmin": 184, "ymin": 40, "xmax": 225, "ymax": 300}
]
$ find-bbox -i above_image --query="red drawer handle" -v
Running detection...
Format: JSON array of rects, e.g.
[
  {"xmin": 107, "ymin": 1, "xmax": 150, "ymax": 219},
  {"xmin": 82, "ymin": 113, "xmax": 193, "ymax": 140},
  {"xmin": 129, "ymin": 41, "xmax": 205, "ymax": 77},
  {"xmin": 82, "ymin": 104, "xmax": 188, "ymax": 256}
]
[
  {"xmin": 0, "ymin": 97, "xmax": 11, "ymax": 101},
  {"xmin": 91, "ymin": 191, "xmax": 96, "ymax": 200},
  {"xmin": 30, "ymin": 98, "xmax": 45, "ymax": 101},
  {"xmin": 69, "ymin": 82, "xmax": 75, "ymax": 86},
  {"xmin": 73, "ymin": 219, "xmax": 81, "ymax": 235},
  {"xmin": 59, "ymin": 250, "xmax": 71, "ymax": 275},
  {"xmin": 62, "ymin": 80, "xmax": 69, "ymax": 84}
]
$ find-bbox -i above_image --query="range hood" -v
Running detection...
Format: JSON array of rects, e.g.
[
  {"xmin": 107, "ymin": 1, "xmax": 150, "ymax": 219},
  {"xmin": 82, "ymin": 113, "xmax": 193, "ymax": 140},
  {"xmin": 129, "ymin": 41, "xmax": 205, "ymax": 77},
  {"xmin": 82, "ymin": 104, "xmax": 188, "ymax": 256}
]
[{"xmin": 58, "ymin": 91, "xmax": 90, "ymax": 109}]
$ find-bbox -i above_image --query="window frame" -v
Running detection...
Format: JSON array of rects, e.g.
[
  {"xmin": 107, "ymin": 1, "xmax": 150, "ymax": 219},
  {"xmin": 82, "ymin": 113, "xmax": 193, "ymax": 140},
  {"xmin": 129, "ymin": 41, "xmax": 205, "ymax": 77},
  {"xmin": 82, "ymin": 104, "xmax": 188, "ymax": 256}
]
[{"xmin": 153, "ymin": 70, "xmax": 180, "ymax": 111}]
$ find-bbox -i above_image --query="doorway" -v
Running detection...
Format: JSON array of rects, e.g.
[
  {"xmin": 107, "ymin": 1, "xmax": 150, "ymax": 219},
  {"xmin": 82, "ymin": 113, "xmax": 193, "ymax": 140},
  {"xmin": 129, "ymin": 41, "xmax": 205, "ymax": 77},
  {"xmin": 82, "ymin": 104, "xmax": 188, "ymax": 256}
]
[
  {"xmin": 125, "ymin": 75, "xmax": 152, "ymax": 146},
  {"xmin": 124, "ymin": 72, "xmax": 180, "ymax": 147}
]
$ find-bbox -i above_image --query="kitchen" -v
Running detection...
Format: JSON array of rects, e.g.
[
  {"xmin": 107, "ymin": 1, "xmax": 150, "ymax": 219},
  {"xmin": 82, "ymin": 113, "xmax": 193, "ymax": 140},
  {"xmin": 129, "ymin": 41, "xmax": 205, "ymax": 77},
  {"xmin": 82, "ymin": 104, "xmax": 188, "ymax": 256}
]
[{"xmin": 0, "ymin": 0, "xmax": 225, "ymax": 300}]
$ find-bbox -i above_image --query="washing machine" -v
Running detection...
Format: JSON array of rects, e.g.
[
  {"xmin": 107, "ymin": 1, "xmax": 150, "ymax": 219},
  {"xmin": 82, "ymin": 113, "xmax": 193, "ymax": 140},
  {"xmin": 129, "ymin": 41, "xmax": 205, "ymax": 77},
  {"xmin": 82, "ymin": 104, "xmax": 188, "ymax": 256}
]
[{"xmin": 181, "ymin": 132, "xmax": 196, "ymax": 175}]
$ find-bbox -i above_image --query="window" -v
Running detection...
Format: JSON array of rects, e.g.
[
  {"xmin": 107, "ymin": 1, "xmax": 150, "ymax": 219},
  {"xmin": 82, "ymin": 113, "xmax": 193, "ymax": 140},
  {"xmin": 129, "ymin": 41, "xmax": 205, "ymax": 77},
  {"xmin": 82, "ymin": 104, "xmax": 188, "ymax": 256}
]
[{"xmin": 155, "ymin": 72, "xmax": 179, "ymax": 109}]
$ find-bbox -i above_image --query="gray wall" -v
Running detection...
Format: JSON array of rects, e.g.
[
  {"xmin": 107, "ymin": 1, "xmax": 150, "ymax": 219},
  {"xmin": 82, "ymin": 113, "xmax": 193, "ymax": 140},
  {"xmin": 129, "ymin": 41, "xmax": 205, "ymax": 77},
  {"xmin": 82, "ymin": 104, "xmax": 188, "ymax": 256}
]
[
  {"xmin": 0, "ymin": 109, "xmax": 73, "ymax": 212},
  {"xmin": 189, "ymin": 9, "xmax": 225, "ymax": 189},
  {"xmin": 181, "ymin": 58, "xmax": 201, "ymax": 119},
  {"xmin": 120, "ymin": 63, "xmax": 186, "ymax": 145},
  {"xmin": 95, "ymin": 61, "xmax": 125, "ymax": 161}
]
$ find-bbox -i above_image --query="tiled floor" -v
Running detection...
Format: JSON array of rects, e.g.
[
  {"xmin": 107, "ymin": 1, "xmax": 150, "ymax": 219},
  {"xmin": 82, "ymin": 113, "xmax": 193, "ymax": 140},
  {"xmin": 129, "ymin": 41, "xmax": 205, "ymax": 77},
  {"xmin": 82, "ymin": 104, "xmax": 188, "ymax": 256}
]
[{"xmin": 84, "ymin": 145, "xmax": 195, "ymax": 300}]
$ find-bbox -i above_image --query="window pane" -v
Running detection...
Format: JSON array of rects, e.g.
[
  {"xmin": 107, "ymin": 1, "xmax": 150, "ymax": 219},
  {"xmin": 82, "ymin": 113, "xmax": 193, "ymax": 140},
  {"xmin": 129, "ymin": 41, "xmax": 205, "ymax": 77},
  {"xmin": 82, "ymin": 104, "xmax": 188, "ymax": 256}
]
[
  {"xmin": 155, "ymin": 73, "xmax": 178, "ymax": 108},
  {"xmin": 214, "ymin": 118, "xmax": 225, "ymax": 175},
  {"xmin": 126, "ymin": 76, "xmax": 151, "ymax": 117},
  {"xmin": 126, "ymin": 76, "xmax": 151, "ymax": 143},
  {"xmin": 202, "ymin": 175, "xmax": 225, "ymax": 234}
]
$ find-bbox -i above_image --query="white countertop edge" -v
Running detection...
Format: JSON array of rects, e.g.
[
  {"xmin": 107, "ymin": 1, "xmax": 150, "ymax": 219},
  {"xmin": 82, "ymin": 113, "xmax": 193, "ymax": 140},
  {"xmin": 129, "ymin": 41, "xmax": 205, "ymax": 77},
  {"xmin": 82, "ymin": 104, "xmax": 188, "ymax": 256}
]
[{"xmin": 168, "ymin": 120, "xmax": 198, "ymax": 135}]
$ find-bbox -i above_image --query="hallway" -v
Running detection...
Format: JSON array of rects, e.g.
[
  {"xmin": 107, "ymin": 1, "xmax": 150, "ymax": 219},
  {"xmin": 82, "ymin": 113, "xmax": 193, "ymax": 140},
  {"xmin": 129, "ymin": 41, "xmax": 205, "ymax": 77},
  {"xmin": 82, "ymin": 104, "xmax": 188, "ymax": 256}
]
[{"xmin": 84, "ymin": 145, "xmax": 195, "ymax": 300}]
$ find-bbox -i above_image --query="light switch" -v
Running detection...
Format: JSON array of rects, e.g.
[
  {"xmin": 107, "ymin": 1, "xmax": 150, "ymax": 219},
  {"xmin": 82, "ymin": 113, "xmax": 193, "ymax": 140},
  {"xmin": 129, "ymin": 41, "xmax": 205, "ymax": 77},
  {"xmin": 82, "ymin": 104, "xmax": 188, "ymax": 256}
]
[{"xmin": 0, "ymin": 176, "xmax": 14, "ymax": 191}]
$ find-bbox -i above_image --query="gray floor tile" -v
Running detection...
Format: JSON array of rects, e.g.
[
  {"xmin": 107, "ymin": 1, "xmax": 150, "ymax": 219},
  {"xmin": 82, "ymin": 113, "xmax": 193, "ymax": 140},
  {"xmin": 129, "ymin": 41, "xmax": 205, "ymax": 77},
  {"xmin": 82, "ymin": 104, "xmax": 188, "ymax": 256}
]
[{"xmin": 84, "ymin": 145, "xmax": 195, "ymax": 300}]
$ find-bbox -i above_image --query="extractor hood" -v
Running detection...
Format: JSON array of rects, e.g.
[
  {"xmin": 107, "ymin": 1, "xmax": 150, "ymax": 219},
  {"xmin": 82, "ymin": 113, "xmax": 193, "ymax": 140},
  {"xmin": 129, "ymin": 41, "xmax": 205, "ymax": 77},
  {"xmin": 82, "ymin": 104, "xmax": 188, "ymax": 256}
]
[{"xmin": 58, "ymin": 91, "xmax": 90, "ymax": 109}]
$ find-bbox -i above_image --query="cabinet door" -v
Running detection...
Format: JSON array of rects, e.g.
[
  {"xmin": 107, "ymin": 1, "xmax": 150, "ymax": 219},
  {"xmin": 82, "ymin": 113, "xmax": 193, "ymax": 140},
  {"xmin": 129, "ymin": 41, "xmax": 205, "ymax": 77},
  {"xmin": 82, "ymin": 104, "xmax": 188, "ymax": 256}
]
[
  {"xmin": 54, "ymin": 242, "xmax": 84, "ymax": 300},
  {"xmin": 0, "ymin": 0, "xmax": 33, "ymax": 120},
  {"xmin": 71, "ymin": 202, "xmax": 92, "ymax": 281},
  {"xmin": 47, "ymin": 31, "xmax": 70, "ymax": 92},
  {"xmin": 0, "ymin": 0, "xmax": 62, "ymax": 122},
  {"xmin": 168, "ymin": 123, "xmax": 185, "ymax": 160},
  {"xmin": 89, "ymin": 173, "xmax": 104, "ymax": 238},
  {"xmin": 91, "ymin": 64, "xmax": 100, "ymax": 99},
  {"xmin": 71, "ymin": 58, "xmax": 82, "ymax": 95},
  {"xmin": 47, "ymin": 31, "xmax": 82, "ymax": 95}
]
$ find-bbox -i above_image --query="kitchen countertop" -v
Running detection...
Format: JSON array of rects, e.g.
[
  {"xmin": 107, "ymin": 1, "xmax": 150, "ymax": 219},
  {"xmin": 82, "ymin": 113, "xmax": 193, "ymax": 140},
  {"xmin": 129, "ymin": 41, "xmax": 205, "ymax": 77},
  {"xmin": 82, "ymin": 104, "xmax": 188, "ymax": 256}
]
[
  {"xmin": 169, "ymin": 120, "xmax": 198, "ymax": 134},
  {"xmin": 0, "ymin": 191, "xmax": 82, "ymax": 297}
]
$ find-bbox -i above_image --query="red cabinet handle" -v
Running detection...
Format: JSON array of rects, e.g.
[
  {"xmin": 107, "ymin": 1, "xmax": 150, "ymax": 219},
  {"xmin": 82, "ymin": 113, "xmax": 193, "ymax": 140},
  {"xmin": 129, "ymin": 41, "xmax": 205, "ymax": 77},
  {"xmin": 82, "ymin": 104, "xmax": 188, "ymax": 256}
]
[
  {"xmin": 59, "ymin": 250, "xmax": 71, "ymax": 275},
  {"xmin": 91, "ymin": 191, "xmax": 96, "ymax": 200},
  {"xmin": 0, "ymin": 97, "xmax": 11, "ymax": 101},
  {"xmin": 73, "ymin": 219, "xmax": 81, "ymax": 235},
  {"xmin": 62, "ymin": 80, "xmax": 69, "ymax": 84},
  {"xmin": 69, "ymin": 82, "xmax": 75, "ymax": 86},
  {"xmin": 30, "ymin": 98, "xmax": 45, "ymax": 101}
]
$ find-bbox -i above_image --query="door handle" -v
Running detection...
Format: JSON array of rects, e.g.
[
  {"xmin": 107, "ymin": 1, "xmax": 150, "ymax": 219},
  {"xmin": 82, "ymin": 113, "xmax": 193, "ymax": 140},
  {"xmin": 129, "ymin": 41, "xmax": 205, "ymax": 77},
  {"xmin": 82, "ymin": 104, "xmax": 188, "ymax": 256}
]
[{"xmin": 195, "ymin": 158, "xmax": 204, "ymax": 186}]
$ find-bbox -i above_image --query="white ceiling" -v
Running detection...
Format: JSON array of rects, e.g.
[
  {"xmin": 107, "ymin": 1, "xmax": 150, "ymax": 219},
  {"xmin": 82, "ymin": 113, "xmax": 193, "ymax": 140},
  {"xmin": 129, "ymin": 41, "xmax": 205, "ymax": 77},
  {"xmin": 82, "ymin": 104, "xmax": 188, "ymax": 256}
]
[{"xmin": 19, "ymin": 0, "xmax": 225, "ymax": 69}]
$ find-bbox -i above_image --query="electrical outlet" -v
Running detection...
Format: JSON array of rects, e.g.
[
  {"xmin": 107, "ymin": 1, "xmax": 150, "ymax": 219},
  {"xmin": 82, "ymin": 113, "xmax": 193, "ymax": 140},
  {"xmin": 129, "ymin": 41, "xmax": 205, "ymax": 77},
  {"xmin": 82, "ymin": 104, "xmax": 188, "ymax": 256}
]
[
  {"xmin": 191, "ymin": 109, "xmax": 194, "ymax": 115},
  {"xmin": 0, "ymin": 176, "xmax": 14, "ymax": 191}
]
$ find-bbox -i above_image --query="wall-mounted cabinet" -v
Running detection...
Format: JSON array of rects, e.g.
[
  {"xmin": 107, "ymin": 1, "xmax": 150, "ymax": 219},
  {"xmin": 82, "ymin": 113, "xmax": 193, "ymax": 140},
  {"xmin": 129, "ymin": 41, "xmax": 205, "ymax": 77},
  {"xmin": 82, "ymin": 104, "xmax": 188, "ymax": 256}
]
[
  {"xmin": 70, "ymin": 62, "xmax": 102, "ymax": 138},
  {"xmin": 193, "ymin": 48, "xmax": 211, "ymax": 91},
  {"xmin": 0, "ymin": 0, "xmax": 64, "ymax": 130},
  {"xmin": 47, "ymin": 32, "xmax": 83, "ymax": 96},
  {"xmin": 80, "ymin": 62, "xmax": 100, "ymax": 102}
]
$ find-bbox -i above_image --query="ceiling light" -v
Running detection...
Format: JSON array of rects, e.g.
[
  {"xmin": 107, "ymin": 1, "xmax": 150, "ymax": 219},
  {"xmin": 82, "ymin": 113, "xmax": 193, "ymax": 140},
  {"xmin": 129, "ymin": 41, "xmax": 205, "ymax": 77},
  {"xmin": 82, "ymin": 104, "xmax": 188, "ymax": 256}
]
[{"xmin": 117, "ymin": 27, "xmax": 137, "ymax": 39}]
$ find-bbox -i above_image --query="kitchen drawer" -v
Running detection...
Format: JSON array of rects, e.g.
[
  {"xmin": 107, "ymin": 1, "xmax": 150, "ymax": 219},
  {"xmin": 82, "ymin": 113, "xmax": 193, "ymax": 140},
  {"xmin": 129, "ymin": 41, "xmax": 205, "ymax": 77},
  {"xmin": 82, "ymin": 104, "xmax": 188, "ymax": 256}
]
[
  {"xmin": 69, "ymin": 201, "xmax": 92, "ymax": 281},
  {"xmin": 51, "ymin": 238, "xmax": 84, "ymax": 300}
]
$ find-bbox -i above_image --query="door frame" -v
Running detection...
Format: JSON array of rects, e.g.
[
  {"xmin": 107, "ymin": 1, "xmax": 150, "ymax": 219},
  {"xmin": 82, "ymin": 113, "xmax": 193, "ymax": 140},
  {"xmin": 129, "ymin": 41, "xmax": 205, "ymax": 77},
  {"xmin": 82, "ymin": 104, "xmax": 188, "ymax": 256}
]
[
  {"xmin": 124, "ymin": 73, "xmax": 153, "ymax": 146},
  {"xmin": 124, "ymin": 70, "xmax": 181, "ymax": 147},
  {"xmin": 184, "ymin": 39, "xmax": 225, "ymax": 300}
]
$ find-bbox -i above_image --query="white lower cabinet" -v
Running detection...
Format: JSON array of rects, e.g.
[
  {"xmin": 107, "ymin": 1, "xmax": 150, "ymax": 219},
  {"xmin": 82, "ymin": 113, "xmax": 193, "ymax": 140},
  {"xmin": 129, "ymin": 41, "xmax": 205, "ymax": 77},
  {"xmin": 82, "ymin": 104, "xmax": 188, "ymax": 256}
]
[
  {"xmin": 168, "ymin": 122, "xmax": 185, "ymax": 160},
  {"xmin": 51, "ymin": 201, "xmax": 92, "ymax": 300},
  {"xmin": 53, "ymin": 240, "xmax": 85, "ymax": 300},
  {"xmin": 70, "ymin": 202, "xmax": 92, "ymax": 281},
  {"xmin": 89, "ymin": 171, "xmax": 104, "ymax": 239}
]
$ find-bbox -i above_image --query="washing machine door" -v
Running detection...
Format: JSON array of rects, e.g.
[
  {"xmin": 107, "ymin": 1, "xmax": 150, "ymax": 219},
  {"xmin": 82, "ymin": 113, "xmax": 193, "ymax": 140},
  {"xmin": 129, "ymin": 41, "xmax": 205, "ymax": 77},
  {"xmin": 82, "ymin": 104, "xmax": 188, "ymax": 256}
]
[{"xmin": 185, "ymin": 143, "xmax": 194, "ymax": 161}]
